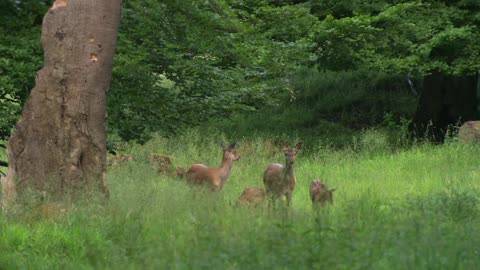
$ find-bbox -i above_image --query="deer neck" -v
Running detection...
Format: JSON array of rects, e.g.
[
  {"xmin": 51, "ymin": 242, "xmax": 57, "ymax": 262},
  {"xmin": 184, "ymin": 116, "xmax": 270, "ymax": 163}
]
[
  {"xmin": 283, "ymin": 162, "xmax": 295, "ymax": 182},
  {"xmin": 218, "ymin": 155, "xmax": 234, "ymax": 182}
]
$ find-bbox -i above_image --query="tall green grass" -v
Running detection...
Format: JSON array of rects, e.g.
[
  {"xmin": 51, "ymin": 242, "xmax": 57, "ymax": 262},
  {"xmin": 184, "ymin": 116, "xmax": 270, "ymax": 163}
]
[{"xmin": 1, "ymin": 129, "xmax": 480, "ymax": 269}]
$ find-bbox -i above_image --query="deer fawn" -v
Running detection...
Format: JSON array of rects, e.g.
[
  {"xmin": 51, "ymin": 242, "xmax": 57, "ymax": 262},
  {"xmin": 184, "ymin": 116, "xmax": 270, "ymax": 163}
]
[
  {"xmin": 310, "ymin": 180, "xmax": 335, "ymax": 208},
  {"xmin": 186, "ymin": 142, "xmax": 240, "ymax": 192},
  {"xmin": 238, "ymin": 186, "xmax": 266, "ymax": 207},
  {"xmin": 263, "ymin": 141, "xmax": 302, "ymax": 208}
]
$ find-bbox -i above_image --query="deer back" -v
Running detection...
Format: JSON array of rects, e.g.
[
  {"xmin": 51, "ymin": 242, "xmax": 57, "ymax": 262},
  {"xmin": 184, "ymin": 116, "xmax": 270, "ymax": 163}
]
[
  {"xmin": 186, "ymin": 142, "xmax": 240, "ymax": 191},
  {"xmin": 238, "ymin": 186, "xmax": 266, "ymax": 207}
]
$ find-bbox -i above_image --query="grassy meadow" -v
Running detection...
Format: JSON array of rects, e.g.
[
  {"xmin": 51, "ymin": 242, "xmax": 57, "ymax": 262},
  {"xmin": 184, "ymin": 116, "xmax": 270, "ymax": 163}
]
[{"xmin": 1, "ymin": 128, "xmax": 480, "ymax": 269}]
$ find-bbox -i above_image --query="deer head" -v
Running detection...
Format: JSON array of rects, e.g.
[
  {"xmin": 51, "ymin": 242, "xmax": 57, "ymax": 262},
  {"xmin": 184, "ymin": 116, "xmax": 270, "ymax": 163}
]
[
  {"xmin": 280, "ymin": 141, "xmax": 302, "ymax": 166},
  {"xmin": 221, "ymin": 142, "xmax": 241, "ymax": 161}
]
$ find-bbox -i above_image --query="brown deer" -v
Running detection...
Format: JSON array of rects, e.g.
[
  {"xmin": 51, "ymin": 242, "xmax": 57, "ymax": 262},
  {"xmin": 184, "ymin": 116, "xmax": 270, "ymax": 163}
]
[
  {"xmin": 238, "ymin": 186, "xmax": 266, "ymax": 207},
  {"xmin": 310, "ymin": 180, "xmax": 335, "ymax": 208},
  {"xmin": 186, "ymin": 142, "xmax": 240, "ymax": 191},
  {"xmin": 263, "ymin": 141, "xmax": 302, "ymax": 208},
  {"xmin": 107, "ymin": 154, "xmax": 135, "ymax": 167},
  {"xmin": 151, "ymin": 153, "xmax": 186, "ymax": 178}
]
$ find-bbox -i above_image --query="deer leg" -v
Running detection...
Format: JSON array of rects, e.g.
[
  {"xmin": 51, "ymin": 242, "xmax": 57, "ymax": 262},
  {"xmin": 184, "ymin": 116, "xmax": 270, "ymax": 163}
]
[{"xmin": 286, "ymin": 192, "xmax": 292, "ymax": 207}]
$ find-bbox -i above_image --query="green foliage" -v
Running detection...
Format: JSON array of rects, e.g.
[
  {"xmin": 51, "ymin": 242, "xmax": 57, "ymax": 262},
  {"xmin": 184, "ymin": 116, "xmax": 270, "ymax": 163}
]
[
  {"xmin": 312, "ymin": 1, "xmax": 480, "ymax": 75},
  {"xmin": 0, "ymin": 139, "xmax": 6, "ymax": 176},
  {"xmin": 0, "ymin": 1, "xmax": 49, "ymax": 139},
  {"xmin": 206, "ymin": 68, "xmax": 417, "ymax": 150},
  {"xmin": 290, "ymin": 69, "xmax": 417, "ymax": 128},
  {"xmin": 212, "ymin": 108, "xmax": 357, "ymax": 150},
  {"xmin": 108, "ymin": 0, "xmax": 318, "ymax": 142},
  {"xmin": 1, "ymin": 131, "xmax": 480, "ymax": 268}
]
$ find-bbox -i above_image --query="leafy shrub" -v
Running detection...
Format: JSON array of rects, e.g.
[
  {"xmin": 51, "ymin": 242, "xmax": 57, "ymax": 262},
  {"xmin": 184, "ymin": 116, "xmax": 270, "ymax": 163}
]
[
  {"xmin": 0, "ymin": 4, "xmax": 46, "ymax": 139},
  {"xmin": 289, "ymin": 69, "xmax": 417, "ymax": 129}
]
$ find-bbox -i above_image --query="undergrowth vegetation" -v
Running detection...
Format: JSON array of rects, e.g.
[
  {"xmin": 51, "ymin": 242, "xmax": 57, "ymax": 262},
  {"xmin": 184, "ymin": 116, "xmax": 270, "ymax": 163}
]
[{"xmin": 1, "ymin": 129, "xmax": 479, "ymax": 269}]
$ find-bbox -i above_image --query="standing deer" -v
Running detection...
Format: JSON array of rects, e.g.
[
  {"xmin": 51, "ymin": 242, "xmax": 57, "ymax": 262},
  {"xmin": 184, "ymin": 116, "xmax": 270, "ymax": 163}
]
[
  {"xmin": 310, "ymin": 180, "xmax": 335, "ymax": 208},
  {"xmin": 263, "ymin": 141, "xmax": 302, "ymax": 208},
  {"xmin": 186, "ymin": 142, "xmax": 240, "ymax": 192}
]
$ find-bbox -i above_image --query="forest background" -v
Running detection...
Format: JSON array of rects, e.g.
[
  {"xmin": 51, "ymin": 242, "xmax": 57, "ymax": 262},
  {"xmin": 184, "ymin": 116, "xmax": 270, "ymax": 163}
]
[{"xmin": 1, "ymin": 0, "xmax": 479, "ymax": 145}]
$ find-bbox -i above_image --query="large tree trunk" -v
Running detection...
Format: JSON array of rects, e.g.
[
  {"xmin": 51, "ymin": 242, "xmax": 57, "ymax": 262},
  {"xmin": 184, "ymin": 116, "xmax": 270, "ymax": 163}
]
[
  {"xmin": 411, "ymin": 70, "xmax": 478, "ymax": 142},
  {"xmin": 1, "ymin": 0, "xmax": 122, "ymax": 208}
]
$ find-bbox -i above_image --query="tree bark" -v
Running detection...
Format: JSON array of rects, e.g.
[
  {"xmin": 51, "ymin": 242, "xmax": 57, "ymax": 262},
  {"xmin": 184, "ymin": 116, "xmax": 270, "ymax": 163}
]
[{"xmin": 1, "ymin": 0, "xmax": 122, "ymax": 208}]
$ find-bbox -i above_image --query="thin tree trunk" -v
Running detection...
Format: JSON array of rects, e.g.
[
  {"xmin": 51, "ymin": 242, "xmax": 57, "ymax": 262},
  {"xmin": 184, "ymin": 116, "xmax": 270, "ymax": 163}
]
[{"xmin": 1, "ymin": 0, "xmax": 122, "ymax": 208}]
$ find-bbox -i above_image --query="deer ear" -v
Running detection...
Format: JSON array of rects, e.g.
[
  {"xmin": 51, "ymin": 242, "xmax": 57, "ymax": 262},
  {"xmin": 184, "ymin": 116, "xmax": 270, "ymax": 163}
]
[
  {"xmin": 230, "ymin": 142, "xmax": 238, "ymax": 149},
  {"xmin": 221, "ymin": 142, "xmax": 226, "ymax": 150},
  {"xmin": 295, "ymin": 142, "xmax": 303, "ymax": 150}
]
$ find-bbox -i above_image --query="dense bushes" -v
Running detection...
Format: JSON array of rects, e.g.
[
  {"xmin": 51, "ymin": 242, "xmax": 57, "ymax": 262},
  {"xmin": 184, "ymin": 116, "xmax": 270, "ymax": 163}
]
[
  {"xmin": 1, "ymin": 0, "xmax": 478, "ymax": 143},
  {"xmin": 290, "ymin": 69, "xmax": 417, "ymax": 128},
  {"xmin": 0, "ymin": 1, "xmax": 49, "ymax": 138}
]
